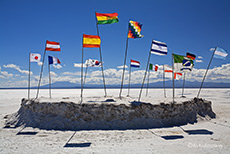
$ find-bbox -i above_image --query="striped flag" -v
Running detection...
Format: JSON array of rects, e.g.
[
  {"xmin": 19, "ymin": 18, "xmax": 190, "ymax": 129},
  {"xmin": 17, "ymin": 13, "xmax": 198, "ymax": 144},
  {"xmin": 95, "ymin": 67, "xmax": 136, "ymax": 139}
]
[
  {"xmin": 186, "ymin": 52, "xmax": 196, "ymax": 60},
  {"xmin": 83, "ymin": 34, "xmax": 101, "ymax": 48},
  {"xmin": 128, "ymin": 20, "xmax": 143, "ymax": 38},
  {"xmin": 48, "ymin": 56, "xmax": 61, "ymax": 65},
  {"xmin": 151, "ymin": 40, "xmax": 167, "ymax": 56},
  {"xmin": 46, "ymin": 40, "xmax": 60, "ymax": 51},
  {"xmin": 130, "ymin": 59, "xmax": 140, "ymax": 68},
  {"xmin": 96, "ymin": 12, "xmax": 119, "ymax": 24},
  {"xmin": 214, "ymin": 47, "xmax": 228, "ymax": 60},
  {"xmin": 149, "ymin": 63, "xmax": 158, "ymax": 71}
]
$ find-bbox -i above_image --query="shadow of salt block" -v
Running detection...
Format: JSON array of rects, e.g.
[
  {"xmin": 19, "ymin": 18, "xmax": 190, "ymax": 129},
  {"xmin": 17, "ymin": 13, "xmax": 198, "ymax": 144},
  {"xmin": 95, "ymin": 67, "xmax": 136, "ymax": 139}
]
[
  {"xmin": 161, "ymin": 135, "xmax": 184, "ymax": 140},
  {"xmin": 64, "ymin": 142, "xmax": 91, "ymax": 148},
  {"xmin": 183, "ymin": 129, "xmax": 213, "ymax": 135},
  {"xmin": 16, "ymin": 131, "xmax": 38, "ymax": 135}
]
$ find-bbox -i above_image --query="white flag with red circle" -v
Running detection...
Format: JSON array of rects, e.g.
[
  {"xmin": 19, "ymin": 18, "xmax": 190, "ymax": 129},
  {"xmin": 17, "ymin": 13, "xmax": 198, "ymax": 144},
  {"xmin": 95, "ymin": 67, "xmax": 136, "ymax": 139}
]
[{"xmin": 30, "ymin": 53, "xmax": 41, "ymax": 62}]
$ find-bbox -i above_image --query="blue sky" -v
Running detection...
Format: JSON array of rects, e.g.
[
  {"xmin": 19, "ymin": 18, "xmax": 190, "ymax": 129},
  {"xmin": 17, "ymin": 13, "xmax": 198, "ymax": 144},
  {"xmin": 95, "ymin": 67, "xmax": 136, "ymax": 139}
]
[{"xmin": 0, "ymin": 0, "xmax": 230, "ymax": 87}]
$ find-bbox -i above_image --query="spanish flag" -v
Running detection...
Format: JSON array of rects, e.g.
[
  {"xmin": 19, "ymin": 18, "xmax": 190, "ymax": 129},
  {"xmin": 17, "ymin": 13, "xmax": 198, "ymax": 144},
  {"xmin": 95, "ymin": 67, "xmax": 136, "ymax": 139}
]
[
  {"xmin": 83, "ymin": 34, "xmax": 101, "ymax": 48},
  {"xmin": 96, "ymin": 12, "xmax": 119, "ymax": 24}
]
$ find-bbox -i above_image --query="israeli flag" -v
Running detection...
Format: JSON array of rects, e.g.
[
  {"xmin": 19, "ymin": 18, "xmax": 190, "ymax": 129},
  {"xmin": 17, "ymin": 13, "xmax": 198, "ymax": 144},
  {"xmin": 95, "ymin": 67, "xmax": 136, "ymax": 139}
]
[
  {"xmin": 214, "ymin": 47, "xmax": 228, "ymax": 60},
  {"xmin": 151, "ymin": 40, "xmax": 167, "ymax": 56}
]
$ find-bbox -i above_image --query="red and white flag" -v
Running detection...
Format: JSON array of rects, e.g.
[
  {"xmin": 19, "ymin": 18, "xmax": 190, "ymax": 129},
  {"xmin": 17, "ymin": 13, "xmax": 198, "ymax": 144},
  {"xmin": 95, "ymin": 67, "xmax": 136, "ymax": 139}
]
[
  {"xmin": 155, "ymin": 64, "xmax": 159, "ymax": 71},
  {"xmin": 46, "ymin": 40, "xmax": 61, "ymax": 51},
  {"xmin": 30, "ymin": 53, "xmax": 41, "ymax": 62},
  {"xmin": 174, "ymin": 72, "xmax": 182, "ymax": 80}
]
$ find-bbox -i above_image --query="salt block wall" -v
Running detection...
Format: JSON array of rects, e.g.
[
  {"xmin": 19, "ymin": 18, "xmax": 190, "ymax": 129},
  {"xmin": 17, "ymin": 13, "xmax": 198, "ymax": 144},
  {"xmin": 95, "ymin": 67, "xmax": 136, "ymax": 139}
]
[{"xmin": 5, "ymin": 98, "xmax": 216, "ymax": 130}]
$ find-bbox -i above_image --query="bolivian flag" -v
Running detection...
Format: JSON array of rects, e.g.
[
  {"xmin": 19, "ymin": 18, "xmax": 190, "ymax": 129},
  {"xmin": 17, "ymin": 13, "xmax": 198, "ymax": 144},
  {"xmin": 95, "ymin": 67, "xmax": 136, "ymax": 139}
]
[
  {"xmin": 83, "ymin": 34, "xmax": 101, "ymax": 48},
  {"xmin": 96, "ymin": 12, "xmax": 119, "ymax": 24}
]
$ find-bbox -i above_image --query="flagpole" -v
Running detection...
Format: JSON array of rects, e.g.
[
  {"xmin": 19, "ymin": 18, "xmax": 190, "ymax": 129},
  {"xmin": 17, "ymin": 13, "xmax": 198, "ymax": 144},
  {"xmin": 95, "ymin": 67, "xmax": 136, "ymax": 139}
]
[
  {"xmin": 48, "ymin": 61, "xmax": 51, "ymax": 98},
  {"xmin": 163, "ymin": 64, "xmax": 166, "ymax": 98},
  {"xmin": 119, "ymin": 27, "xmax": 129, "ymax": 99},
  {"xmin": 197, "ymin": 47, "xmax": 216, "ymax": 98},
  {"xmin": 83, "ymin": 63, "xmax": 89, "ymax": 88},
  {"xmin": 28, "ymin": 53, "xmax": 31, "ymax": 99},
  {"xmin": 95, "ymin": 12, "xmax": 107, "ymax": 97},
  {"xmin": 80, "ymin": 35, "xmax": 84, "ymax": 103},
  {"xmin": 36, "ymin": 42, "xmax": 47, "ymax": 99},
  {"xmin": 172, "ymin": 53, "xmax": 175, "ymax": 103},
  {"xmin": 127, "ymin": 65, "xmax": 131, "ymax": 97},
  {"xmin": 181, "ymin": 73, "xmax": 186, "ymax": 97},
  {"xmin": 146, "ymin": 68, "xmax": 150, "ymax": 96},
  {"xmin": 138, "ymin": 45, "xmax": 152, "ymax": 102}
]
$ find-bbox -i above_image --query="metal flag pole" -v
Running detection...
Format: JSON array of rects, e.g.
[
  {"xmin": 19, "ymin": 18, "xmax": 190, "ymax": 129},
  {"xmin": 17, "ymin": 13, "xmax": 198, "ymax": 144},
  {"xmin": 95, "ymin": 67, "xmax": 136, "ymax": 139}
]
[
  {"xmin": 172, "ymin": 53, "xmax": 175, "ymax": 103},
  {"xmin": 119, "ymin": 26, "xmax": 129, "ymax": 99},
  {"xmin": 80, "ymin": 35, "xmax": 84, "ymax": 103},
  {"xmin": 181, "ymin": 73, "xmax": 186, "ymax": 97},
  {"xmin": 163, "ymin": 64, "xmax": 166, "ymax": 98},
  {"xmin": 95, "ymin": 12, "xmax": 107, "ymax": 97},
  {"xmin": 146, "ymin": 68, "xmax": 150, "ymax": 96},
  {"xmin": 138, "ymin": 44, "xmax": 152, "ymax": 102},
  {"xmin": 197, "ymin": 47, "xmax": 216, "ymax": 98},
  {"xmin": 36, "ymin": 42, "xmax": 47, "ymax": 99},
  {"xmin": 28, "ymin": 53, "xmax": 31, "ymax": 99},
  {"xmin": 48, "ymin": 60, "xmax": 51, "ymax": 98},
  {"xmin": 83, "ymin": 63, "xmax": 89, "ymax": 88},
  {"xmin": 127, "ymin": 64, "xmax": 131, "ymax": 97}
]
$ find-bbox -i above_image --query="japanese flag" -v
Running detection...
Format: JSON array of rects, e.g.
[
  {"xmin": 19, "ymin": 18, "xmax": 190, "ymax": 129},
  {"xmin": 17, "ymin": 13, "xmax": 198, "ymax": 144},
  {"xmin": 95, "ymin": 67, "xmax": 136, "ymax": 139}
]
[{"xmin": 30, "ymin": 53, "xmax": 41, "ymax": 62}]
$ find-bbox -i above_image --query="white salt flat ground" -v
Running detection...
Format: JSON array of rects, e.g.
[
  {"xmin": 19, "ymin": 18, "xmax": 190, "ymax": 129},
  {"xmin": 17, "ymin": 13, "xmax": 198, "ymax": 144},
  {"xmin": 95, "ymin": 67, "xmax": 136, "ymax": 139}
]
[{"xmin": 0, "ymin": 88, "xmax": 230, "ymax": 154}]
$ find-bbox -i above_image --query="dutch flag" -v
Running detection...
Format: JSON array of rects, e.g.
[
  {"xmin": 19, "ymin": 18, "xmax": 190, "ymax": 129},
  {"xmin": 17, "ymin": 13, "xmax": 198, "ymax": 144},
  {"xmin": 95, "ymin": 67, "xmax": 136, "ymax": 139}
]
[
  {"xmin": 130, "ymin": 59, "xmax": 140, "ymax": 68},
  {"xmin": 151, "ymin": 40, "xmax": 167, "ymax": 56}
]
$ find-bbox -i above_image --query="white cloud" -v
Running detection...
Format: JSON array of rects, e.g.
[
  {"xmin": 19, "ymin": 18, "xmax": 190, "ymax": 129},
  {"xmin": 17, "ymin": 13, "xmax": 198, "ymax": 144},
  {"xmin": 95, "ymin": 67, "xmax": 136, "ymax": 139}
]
[
  {"xmin": 3, "ymin": 64, "xmax": 30, "ymax": 75},
  {"xmin": 37, "ymin": 62, "xmax": 43, "ymax": 66},
  {"xmin": 52, "ymin": 64, "xmax": 62, "ymax": 69},
  {"xmin": 1, "ymin": 71, "xmax": 14, "ymax": 78},
  {"xmin": 74, "ymin": 63, "xmax": 86, "ymax": 68},
  {"xmin": 117, "ymin": 65, "xmax": 128, "ymax": 69},
  {"xmin": 1, "ymin": 63, "xmax": 230, "ymax": 88},
  {"xmin": 195, "ymin": 59, "xmax": 203, "ymax": 63},
  {"xmin": 198, "ymin": 56, "xmax": 203, "ymax": 59},
  {"xmin": 62, "ymin": 72, "xmax": 81, "ymax": 76},
  {"xmin": 50, "ymin": 71, "xmax": 58, "ymax": 76}
]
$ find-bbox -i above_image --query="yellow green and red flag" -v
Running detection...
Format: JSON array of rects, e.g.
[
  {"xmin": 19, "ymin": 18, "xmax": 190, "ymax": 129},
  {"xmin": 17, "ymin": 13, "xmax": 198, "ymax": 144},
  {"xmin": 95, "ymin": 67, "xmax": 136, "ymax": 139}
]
[
  {"xmin": 96, "ymin": 12, "xmax": 119, "ymax": 24},
  {"xmin": 83, "ymin": 34, "xmax": 101, "ymax": 48}
]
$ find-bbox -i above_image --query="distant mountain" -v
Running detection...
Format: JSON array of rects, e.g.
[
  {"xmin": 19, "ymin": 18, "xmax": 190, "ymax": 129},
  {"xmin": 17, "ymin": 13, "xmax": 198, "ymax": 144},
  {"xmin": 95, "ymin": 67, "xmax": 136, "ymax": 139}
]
[
  {"xmin": 1, "ymin": 81, "xmax": 230, "ymax": 89},
  {"xmin": 40, "ymin": 81, "xmax": 230, "ymax": 88}
]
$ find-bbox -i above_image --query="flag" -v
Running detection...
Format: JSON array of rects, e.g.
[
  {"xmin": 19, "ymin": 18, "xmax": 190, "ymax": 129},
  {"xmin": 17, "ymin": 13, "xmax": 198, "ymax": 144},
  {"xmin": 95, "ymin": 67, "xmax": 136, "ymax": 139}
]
[
  {"xmin": 48, "ymin": 56, "xmax": 61, "ymax": 65},
  {"xmin": 85, "ymin": 59, "xmax": 102, "ymax": 67},
  {"xmin": 164, "ymin": 65, "xmax": 173, "ymax": 78},
  {"xmin": 149, "ymin": 63, "xmax": 153, "ymax": 70},
  {"xmin": 128, "ymin": 20, "xmax": 143, "ymax": 38},
  {"xmin": 164, "ymin": 65, "xmax": 182, "ymax": 79},
  {"xmin": 130, "ymin": 59, "xmax": 140, "ymax": 68},
  {"xmin": 214, "ymin": 47, "xmax": 228, "ymax": 60},
  {"xmin": 83, "ymin": 34, "xmax": 101, "ymax": 48},
  {"xmin": 96, "ymin": 12, "xmax": 119, "ymax": 24},
  {"xmin": 30, "ymin": 53, "xmax": 41, "ymax": 62},
  {"xmin": 149, "ymin": 63, "xmax": 158, "ymax": 71},
  {"xmin": 173, "ymin": 54, "xmax": 194, "ymax": 72},
  {"xmin": 186, "ymin": 52, "xmax": 196, "ymax": 60},
  {"xmin": 151, "ymin": 40, "xmax": 168, "ymax": 55},
  {"xmin": 174, "ymin": 72, "xmax": 182, "ymax": 80},
  {"xmin": 46, "ymin": 40, "xmax": 61, "ymax": 51}
]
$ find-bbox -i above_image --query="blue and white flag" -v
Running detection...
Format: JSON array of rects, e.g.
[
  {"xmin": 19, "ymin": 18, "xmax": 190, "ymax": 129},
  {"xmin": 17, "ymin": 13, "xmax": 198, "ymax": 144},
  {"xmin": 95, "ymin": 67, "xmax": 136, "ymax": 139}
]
[
  {"xmin": 214, "ymin": 47, "xmax": 228, "ymax": 60},
  {"xmin": 151, "ymin": 40, "xmax": 167, "ymax": 56},
  {"xmin": 48, "ymin": 56, "xmax": 61, "ymax": 65}
]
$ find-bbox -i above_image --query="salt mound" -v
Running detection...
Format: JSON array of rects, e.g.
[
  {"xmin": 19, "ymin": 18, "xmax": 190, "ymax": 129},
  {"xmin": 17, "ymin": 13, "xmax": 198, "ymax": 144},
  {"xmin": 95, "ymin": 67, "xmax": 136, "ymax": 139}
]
[{"xmin": 5, "ymin": 97, "xmax": 216, "ymax": 130}]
